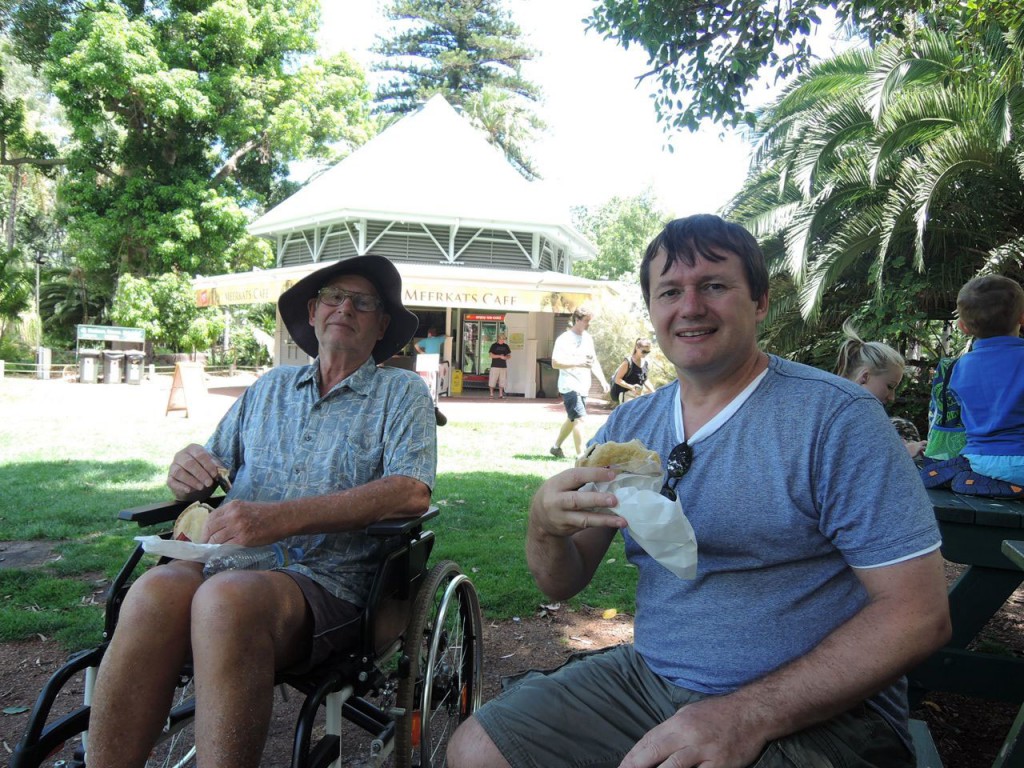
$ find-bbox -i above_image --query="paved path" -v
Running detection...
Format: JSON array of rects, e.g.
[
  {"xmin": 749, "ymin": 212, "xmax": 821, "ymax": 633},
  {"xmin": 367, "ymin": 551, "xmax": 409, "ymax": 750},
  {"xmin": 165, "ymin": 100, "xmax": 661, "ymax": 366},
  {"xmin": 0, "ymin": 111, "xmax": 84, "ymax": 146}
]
[
  {"xmin": 1, "ymin": 371, "xmax": 613, "ymax": 430},
  {"xmin": 436, "ymin": 389, "xmax": 613, "ymax": 427}
]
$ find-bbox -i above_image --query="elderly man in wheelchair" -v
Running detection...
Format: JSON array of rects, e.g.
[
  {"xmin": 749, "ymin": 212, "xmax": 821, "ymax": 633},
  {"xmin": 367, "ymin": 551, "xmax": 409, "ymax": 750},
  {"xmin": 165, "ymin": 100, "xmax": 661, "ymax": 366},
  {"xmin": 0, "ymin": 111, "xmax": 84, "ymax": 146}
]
[{"xmin": 13, "ymin": 255, "xmax": 482, "ymax": 768}]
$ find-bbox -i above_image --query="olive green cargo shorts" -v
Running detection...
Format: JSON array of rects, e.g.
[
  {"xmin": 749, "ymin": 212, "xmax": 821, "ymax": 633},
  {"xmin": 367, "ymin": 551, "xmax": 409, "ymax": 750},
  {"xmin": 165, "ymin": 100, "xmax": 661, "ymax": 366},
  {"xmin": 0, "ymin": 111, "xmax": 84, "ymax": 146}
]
[{"xmin": 473, "ymin": 644, "xmax": 913, "ymax": 768}]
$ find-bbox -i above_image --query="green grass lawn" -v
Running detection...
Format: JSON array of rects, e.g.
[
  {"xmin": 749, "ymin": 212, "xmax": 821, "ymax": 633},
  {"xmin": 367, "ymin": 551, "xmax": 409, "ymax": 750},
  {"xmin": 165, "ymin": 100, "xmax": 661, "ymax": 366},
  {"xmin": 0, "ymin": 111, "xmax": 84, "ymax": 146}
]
[{"xmin": 0, "ymin": 378, "xmax": 636, "ymax": 651}]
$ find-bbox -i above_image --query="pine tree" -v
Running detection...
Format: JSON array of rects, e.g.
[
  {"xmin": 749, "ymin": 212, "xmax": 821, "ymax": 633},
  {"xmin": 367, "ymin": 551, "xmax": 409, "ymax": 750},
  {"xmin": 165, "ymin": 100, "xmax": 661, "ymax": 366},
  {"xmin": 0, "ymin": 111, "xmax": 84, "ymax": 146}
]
[{"xmin": 373, "ymin": 0, "xmax": 544, "ymax": 179}]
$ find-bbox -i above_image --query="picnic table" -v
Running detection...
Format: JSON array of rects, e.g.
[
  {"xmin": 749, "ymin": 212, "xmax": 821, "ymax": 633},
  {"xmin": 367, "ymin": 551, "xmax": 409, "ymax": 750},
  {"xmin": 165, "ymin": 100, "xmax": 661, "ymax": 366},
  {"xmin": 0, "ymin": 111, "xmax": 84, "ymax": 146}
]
[
  {"xmin": 907, "ymin": 488, "xmax": 1024, "ymax": 767},
  {"xmin": 997, "ymin": 539, "xmax": 1024, "ymax": 768}
]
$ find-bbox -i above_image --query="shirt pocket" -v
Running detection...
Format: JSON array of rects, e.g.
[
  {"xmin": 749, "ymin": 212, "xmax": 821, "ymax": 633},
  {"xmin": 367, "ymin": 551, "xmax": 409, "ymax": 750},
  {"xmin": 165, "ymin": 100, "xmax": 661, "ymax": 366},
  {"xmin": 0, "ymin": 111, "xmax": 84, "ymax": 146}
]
[{"xmin": 341, "ymin": 432, "xmax": 385, "ymax": 483}]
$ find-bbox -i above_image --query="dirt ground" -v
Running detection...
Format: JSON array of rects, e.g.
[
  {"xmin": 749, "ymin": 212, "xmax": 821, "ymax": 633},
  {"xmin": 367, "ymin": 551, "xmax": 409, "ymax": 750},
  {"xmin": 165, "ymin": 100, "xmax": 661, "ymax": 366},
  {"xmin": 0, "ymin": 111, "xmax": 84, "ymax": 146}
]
[
  {"xmin": 1, "ymin": 578, "xmax": 1023, "ymax": 768},
  {"xmin": 0, "ymin": 600, "xmax": 632, "ymax": 767}
]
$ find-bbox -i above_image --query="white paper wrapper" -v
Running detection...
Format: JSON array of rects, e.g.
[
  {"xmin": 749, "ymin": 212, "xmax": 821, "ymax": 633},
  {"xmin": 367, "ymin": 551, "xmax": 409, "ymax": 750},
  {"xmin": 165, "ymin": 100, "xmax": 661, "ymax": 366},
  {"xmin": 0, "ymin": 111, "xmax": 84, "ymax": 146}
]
[
  {"xmin": 135, "ymin": 535, "xmax": 243, "ymax": 563},
  {"xmin": 580, "ymin": 472, "xmax": 698, "ymax": 579}
]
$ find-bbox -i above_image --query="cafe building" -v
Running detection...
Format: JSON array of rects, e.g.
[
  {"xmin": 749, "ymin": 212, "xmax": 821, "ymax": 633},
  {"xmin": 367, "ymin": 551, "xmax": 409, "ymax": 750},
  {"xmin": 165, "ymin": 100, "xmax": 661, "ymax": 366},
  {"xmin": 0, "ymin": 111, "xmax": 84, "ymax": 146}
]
[{"xmin": 193, "ymin": 95, "xmax": 607, "ymax": 398}]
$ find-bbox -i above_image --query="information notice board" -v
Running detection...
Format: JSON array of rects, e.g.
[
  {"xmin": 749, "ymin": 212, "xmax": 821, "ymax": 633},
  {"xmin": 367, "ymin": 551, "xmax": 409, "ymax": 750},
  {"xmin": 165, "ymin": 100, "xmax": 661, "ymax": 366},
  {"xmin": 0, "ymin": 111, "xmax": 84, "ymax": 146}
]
[
  {"xmin": 76, "ymin": 324, "xmax": 145, "ymax": 344},
  {"xmin": 166, "ymin": 362, "xmax": 206, "ymax": 417}
]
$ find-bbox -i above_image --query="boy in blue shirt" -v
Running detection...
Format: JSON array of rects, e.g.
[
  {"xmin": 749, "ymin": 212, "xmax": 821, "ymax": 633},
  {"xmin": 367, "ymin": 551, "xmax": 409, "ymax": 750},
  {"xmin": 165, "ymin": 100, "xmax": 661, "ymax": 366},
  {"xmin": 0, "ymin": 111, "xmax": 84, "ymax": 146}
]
[{"xmin": 948, "ymin": 275, "xmax": 1024, "ymax": 494}]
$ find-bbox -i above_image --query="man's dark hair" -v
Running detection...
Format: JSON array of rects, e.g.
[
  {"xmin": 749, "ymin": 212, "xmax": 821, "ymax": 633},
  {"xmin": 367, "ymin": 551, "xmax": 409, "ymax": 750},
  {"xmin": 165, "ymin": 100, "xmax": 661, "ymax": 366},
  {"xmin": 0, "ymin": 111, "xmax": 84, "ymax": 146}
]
[
  {"xmin": 640, "ymin": 215, "xmax": 769, "ymax": 307},
  {"xmin": 957, "ymin": 275, "xmax": 1024, "ymax": 338}
]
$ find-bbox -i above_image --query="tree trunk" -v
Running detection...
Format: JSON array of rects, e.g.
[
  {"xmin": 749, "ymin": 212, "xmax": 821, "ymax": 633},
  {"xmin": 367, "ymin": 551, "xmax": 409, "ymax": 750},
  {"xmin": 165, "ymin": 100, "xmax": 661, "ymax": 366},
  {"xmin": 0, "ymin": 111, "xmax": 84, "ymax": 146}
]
[{"xmin": 6, "ymin": 166, "xmax": 20, "ymax": 251}]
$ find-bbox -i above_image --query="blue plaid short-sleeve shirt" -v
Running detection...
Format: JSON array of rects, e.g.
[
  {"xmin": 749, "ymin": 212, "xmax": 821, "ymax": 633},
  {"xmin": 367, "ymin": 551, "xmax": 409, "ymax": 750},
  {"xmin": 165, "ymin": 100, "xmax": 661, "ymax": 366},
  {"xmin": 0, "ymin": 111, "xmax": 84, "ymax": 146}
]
[{"xmin": 203, "ymin": 358, "xmax": 436, "ymax": 606}]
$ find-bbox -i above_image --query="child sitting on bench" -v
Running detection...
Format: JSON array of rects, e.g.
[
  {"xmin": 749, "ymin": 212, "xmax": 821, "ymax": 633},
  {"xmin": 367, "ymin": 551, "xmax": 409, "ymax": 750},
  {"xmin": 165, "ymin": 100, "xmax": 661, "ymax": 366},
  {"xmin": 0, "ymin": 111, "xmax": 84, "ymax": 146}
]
[{"xmin": 922, "ymin": 275, "xmax": 1024, "ymax": 497}]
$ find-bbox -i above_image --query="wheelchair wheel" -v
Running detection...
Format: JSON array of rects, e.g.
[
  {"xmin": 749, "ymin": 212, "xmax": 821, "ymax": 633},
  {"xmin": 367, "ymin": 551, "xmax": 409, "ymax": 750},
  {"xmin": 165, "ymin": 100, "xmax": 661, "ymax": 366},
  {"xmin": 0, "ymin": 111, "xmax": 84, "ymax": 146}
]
[
  {"xmin": 394, "ymin": 560, "xmax": 483, "ymax": 768},
  {"xmin": 143, "ymin": 673, "xmax": 196, "ymax": 768}
]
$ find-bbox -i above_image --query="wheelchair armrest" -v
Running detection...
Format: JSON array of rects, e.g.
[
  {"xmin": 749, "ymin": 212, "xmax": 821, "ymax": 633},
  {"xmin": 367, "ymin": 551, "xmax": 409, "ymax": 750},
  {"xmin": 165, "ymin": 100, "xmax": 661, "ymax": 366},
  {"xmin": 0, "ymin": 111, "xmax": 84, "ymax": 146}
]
[
  {"xmin": 118, "ymin": 496, "xmax": 225, "ymax": 528},
  {"xmin": 364, "ymin": 505, "xmax": 439, "ymax": 537},
  {"xmin": 118, "ymin": 499, "xmax": 432, "ymax": 532}
]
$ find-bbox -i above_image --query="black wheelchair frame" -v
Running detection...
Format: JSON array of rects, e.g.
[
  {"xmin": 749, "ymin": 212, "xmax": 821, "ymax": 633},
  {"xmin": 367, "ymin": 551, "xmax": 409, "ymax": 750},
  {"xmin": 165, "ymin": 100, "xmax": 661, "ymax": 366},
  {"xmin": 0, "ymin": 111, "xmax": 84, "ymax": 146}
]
[{"xmin": 12, "ymin": 498, "xmax": 483, "ymax": 768}]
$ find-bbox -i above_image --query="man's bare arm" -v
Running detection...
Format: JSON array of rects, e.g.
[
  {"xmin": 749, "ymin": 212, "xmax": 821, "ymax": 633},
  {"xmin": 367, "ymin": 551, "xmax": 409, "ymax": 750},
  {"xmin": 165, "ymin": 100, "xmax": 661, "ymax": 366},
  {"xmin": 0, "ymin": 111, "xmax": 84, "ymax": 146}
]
[
  {"xmin": 526, "ymin": 467, "xmax": 626, "ymax": 601},
  {"xmin": 202, "ymin": 475, "xmax": 432, "ymax": 547},
  {"xmin": 619, "ymin": 550, "xmax": 952, "ymax": 768}
]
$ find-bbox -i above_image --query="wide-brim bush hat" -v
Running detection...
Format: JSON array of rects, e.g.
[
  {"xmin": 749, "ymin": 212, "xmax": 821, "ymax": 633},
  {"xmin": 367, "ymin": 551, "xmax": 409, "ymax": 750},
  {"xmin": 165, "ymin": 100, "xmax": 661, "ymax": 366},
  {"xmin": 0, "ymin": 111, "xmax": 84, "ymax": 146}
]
[{"xmin": 278, "ymin": 254, "xmax": 417, "ymax": 363}]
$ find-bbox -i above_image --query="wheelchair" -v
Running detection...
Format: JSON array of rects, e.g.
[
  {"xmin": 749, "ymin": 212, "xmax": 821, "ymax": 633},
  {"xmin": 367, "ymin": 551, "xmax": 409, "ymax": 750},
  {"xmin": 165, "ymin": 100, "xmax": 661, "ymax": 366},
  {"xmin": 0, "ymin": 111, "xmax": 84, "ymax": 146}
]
[{"xmin": 12, "ymin": 497, "xmax": 484, "ymax": 768}]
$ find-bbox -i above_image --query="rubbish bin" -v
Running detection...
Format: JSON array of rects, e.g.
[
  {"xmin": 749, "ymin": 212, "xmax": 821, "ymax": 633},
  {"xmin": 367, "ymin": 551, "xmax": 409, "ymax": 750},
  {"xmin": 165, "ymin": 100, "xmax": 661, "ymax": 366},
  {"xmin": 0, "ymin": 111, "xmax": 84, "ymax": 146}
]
[
  {"xmin": 102, "ymin": 350, "xmax": 125, "ymax": 384},
  {"xmin": 124, "ymin": 350, "xmax": 145, "ymax": 385},
  {"xmin": 78, "ymin": 349, "xmax": 101, "ymax": 384},
  {"xmin": 536, "ymin": 357, "xmax": 557, "ymax": 398},
  {"xmin": 36, "ymin": 346, "xmax": 52, "ymax": 380}
]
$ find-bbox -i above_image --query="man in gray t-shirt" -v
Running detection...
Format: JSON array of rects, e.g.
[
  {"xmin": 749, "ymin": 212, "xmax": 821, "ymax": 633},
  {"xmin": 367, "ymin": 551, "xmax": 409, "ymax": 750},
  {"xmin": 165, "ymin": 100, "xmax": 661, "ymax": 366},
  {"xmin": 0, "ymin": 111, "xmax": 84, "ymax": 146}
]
[
  {"xmin": 449, "ymin": 215, "xmax": 951, "ymax": 768},
  {"xmin": 88, "ymin": 255, "xmax": 436, "ymax": 767}
]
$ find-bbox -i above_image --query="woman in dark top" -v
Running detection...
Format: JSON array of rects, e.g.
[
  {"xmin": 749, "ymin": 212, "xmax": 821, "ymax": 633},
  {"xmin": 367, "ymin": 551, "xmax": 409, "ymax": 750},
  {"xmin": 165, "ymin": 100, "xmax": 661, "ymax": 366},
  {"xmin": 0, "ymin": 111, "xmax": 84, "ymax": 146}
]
[{"xmin": 609, "ymin": 338, "xmax": 654, "ymax": 405}]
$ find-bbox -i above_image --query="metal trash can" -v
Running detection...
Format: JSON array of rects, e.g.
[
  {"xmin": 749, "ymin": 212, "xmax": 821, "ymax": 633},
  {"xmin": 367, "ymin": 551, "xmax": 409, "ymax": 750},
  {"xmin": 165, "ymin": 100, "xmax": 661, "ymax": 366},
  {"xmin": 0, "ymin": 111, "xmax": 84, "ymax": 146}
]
[
  {"xmin": 78, "ymin": 349, "xmax": 101, "ymax": 384},
  {"xmin": 124, "ymin": 350, "xmax": 145, "ymax": 385},
  {"xmin": 102, "ymin": 350, "xmax": 125, "ymax": 384},
  {"xmin": 536, "ymin": 357, "xmax": 557, "ymax": 398},
  {"xmin": 36, "ymin": 347, "xmax": 52, "ymax": 380}
]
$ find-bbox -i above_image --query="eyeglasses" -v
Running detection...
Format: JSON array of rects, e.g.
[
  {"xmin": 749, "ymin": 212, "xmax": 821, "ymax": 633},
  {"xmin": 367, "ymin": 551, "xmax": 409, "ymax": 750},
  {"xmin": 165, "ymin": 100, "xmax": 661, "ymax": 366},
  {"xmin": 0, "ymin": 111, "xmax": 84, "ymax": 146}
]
[
  {"xmin": 317, "ymin": 287, "xmax": 383, "ymax": 312},
  {"xmin": 659, "ymin": 441, "xmax": 693, "ymax": 501},
  {"xmin": 640, "ymin": 349, "xmax": 651, "ymax": 355}
]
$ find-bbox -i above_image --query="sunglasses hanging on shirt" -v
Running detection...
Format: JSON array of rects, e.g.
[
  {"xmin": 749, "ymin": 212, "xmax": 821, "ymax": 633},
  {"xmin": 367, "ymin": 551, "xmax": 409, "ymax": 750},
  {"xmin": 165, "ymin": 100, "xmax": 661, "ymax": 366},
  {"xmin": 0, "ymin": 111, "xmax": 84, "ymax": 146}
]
[{"xmin": 659, "ymin": 441, "xmax": 694, "ymax": 501}]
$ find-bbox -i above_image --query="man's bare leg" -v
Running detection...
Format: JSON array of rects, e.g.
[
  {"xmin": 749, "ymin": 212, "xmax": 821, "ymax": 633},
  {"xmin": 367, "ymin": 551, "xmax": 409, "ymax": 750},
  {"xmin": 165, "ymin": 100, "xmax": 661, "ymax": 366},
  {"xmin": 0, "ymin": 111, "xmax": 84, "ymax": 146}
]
[
  {"xmin": 88, "ymin": 561, "xmax": 204, "ymax": 768},
  {"xmin": 553, "ymin": 419, "xmax": 573, "ymax": 451},
  {"xmin": 571, "ymin": 415, "xmax": 587, "ymax": 457},
  {"xmin": 191, "ymin": 570, "xmax": 311, "ymax": 768},
  {"xmin": 448, "ymin": 717, "xmax": 511, "ymax": 768}
]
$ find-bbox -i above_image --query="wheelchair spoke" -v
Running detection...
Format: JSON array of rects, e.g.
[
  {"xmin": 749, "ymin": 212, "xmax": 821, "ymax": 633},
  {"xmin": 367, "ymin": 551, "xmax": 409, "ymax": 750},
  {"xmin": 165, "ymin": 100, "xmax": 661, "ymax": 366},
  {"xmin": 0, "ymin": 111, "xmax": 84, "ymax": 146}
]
[{"xmin": 394, "ymin": 560, "xmax": 482, "ymax": 768}]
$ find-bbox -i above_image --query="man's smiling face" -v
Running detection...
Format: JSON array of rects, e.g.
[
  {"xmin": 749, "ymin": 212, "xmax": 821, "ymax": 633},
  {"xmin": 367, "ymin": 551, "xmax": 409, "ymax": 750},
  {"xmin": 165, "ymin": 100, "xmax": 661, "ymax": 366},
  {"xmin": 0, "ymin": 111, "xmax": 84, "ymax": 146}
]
[{"xmin": 647, "ymin": 246, "xmax": 768, "ymax": 379}]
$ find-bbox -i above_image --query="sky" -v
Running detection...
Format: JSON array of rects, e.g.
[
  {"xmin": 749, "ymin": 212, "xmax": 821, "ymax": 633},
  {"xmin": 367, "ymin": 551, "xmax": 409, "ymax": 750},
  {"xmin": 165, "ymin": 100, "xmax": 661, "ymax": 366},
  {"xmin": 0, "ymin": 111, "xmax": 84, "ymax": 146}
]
[{"xmin": 316, "ymin": 0, "xmax": 763, "ymax": 217}]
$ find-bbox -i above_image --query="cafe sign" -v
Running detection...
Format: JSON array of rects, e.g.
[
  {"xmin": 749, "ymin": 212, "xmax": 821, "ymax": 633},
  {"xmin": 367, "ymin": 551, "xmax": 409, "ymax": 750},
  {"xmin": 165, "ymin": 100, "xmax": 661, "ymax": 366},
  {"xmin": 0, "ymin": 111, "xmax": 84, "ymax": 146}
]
[{"xmin": 196, "ymin": 274, "xmax": 592, "ymax": 314}]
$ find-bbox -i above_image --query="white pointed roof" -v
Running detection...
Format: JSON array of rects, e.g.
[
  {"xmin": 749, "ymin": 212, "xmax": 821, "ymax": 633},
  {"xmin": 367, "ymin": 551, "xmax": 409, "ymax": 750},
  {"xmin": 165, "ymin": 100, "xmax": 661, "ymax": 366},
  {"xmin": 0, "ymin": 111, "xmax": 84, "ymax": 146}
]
[{"xmin": 248, "ymin": 95, "xmax": 594, "ymax": 257}]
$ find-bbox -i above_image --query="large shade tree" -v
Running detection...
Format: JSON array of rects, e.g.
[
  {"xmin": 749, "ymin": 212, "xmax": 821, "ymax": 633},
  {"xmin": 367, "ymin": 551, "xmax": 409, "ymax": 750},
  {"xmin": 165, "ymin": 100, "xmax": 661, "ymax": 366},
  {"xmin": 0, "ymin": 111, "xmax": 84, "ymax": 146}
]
[
  {"xmin": 0, "ymin": 45, "xmax": 64, "ymax": 255},
  {"xmin": 1, "ymin": 0, "xmax": 375, "ymax": 288},
  {"xmin": 586, "ymin": 0, "xmax": 1024, "ymax": 131},
  {"xmin": 372, "ymin": 0, "xmax": 543, "ymax": 179}
]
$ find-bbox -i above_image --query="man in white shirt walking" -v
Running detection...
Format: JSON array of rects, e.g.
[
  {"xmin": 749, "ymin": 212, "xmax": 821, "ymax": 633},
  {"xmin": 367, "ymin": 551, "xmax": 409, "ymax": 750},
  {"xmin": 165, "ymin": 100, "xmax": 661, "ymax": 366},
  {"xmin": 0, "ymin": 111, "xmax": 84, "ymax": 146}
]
[{"xmin": 548, "ymin": 306, "xmax": 608, "ymax": 459}]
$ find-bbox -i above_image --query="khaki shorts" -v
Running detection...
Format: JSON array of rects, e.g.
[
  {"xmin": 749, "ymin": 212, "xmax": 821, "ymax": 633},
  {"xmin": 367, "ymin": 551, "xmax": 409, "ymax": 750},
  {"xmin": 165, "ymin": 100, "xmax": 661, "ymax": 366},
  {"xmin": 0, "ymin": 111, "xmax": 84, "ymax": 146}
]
[
  {"xmin": 489, "ymin": 367, "xmax": 508, "ymax": 389},
  {"xmin": 474, "ymin": 644, "xmax": 913, "ymax": 768}
]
